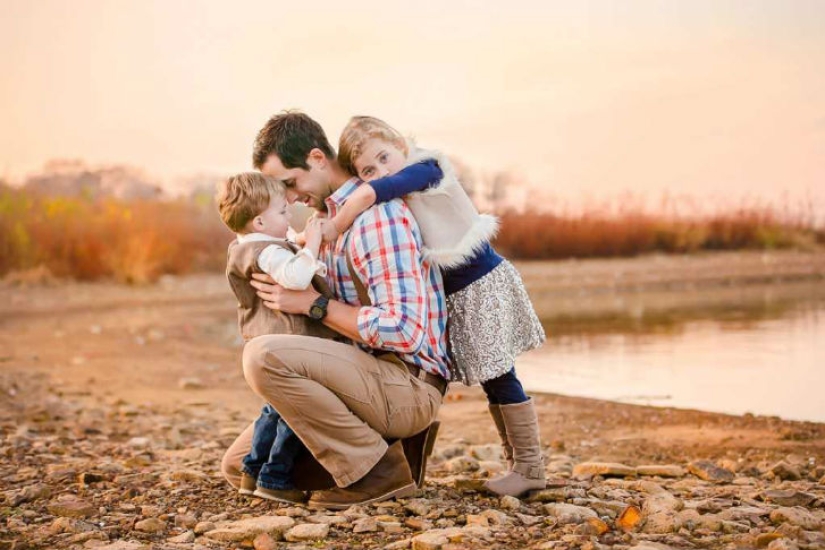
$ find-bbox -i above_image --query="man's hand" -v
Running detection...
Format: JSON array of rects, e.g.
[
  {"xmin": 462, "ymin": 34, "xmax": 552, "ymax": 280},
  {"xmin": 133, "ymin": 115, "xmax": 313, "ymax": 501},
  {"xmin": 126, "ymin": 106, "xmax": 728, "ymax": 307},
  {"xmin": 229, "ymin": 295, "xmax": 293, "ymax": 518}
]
[{"xmin": 250, "ymin": 273, "xmax": 320, "ymax": 315}]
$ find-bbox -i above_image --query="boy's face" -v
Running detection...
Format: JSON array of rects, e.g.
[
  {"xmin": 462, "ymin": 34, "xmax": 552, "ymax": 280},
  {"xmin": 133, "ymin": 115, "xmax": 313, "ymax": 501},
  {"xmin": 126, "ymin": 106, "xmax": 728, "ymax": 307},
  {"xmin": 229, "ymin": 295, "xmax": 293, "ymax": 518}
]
[
  {"xmin": 252, "ymin": 195, "xmax": 291, "ymax": 238},
  {"xmin": 353, "ymin": 138, "xmax": 407, "ymax": 182},
  {"xmin": 261, "ymin": 150, "xmax": 331, "ymax": 211}
]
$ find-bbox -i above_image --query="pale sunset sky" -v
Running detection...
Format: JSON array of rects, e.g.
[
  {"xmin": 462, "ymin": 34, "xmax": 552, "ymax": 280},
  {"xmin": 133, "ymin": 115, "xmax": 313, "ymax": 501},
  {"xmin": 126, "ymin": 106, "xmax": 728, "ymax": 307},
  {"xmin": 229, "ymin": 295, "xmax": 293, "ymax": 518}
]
[{"xmin": 1, "ymin": 0, "xmax": 823, "ymax": 208}]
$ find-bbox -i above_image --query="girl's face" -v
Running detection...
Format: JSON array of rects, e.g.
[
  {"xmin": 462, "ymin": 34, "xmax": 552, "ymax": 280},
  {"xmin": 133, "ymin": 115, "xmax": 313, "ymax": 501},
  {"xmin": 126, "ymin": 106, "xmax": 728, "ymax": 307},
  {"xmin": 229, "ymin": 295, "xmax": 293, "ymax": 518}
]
[{"xmin": 353, "ymin": 138, "xmax": 407, "ymax": 182}]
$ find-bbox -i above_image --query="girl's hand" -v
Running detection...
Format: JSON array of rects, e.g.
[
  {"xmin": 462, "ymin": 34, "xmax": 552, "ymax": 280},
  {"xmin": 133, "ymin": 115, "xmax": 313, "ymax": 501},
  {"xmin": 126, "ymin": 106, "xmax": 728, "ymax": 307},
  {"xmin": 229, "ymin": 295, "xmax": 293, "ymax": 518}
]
[
  {"xmin": 293, "ymin": 230, "xmax": 307, "ymax": 247},
  {"xmin": 303, "ymin": 217, "xmax": 323, "ymax": 251},
  {"xmin": 320, "ymin": 218, "xmax": 340, "ymax": 243}
]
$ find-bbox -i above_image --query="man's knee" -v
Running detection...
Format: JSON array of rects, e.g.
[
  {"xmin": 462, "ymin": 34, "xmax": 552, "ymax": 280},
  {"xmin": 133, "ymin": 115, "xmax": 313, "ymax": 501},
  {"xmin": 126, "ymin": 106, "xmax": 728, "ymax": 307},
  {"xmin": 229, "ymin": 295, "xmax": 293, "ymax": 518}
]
[{"xmin": 242, "ymin": 335, "xmax": 291, "ymax": 394}]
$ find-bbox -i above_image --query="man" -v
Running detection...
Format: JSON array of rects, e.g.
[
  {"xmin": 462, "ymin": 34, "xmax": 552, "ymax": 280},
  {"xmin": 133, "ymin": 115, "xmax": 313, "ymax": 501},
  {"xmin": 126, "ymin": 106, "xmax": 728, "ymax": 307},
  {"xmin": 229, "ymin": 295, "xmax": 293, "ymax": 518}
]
[{"xmin": 220, "ymin": 111, "xmax": 451, "ymax": 509}]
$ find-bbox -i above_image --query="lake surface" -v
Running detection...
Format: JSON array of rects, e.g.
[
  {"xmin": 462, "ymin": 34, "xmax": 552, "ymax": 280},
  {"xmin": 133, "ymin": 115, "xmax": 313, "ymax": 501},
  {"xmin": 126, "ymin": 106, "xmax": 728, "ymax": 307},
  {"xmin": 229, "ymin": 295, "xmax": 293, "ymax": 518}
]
[{"xmin": 517, "ymin": 299, "xmax": 825, "ymax": 423}]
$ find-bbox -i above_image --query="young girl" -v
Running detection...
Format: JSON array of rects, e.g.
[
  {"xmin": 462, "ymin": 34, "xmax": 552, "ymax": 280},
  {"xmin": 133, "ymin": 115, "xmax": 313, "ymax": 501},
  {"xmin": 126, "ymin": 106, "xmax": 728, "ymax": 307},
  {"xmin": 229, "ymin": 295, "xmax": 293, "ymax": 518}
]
[{"xmin": 325, "ymin": 116, "xmax": 547, "ymax": 497}]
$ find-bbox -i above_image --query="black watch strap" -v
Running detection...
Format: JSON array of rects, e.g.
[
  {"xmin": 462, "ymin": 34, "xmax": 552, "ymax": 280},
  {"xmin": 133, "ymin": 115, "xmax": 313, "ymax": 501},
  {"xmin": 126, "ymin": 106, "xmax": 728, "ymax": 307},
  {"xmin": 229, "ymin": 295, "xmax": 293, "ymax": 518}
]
[{"xmin": 309, "ymin": 295, "xmax": 329, "ymax": 321}]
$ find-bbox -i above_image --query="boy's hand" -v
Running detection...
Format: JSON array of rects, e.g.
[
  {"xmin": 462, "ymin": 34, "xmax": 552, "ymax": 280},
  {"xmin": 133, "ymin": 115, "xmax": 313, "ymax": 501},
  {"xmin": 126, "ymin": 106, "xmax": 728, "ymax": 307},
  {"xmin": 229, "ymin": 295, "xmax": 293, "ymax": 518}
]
[
  {"xmin": 320, "ymin": 218, "xmax": 340, "ymax": 243},
  {"xmin": 303, "ymin": 217, "xmax": 323, "ymax": 251}
]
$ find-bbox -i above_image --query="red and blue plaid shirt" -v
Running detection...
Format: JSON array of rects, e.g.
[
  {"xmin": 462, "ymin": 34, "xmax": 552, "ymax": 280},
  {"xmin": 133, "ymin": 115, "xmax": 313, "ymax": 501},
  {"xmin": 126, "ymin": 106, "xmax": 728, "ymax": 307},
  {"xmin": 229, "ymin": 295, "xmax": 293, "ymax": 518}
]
[{"xmin": 323, "ymin": 178, "xmax": 451, "ymax": 379}]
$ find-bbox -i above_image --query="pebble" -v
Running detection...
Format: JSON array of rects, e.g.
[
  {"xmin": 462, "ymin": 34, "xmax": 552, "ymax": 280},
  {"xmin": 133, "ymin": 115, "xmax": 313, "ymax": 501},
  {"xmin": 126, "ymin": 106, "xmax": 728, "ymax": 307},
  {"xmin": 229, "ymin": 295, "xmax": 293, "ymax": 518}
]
[
  {"xmin": 499, "ymin": 495, "xmax": 520, "ymax": 510},
  {"xmin": 353, "ymin": 516, "xmax": 379, "ymax": 533},
  {"xmin": 205, "ymin": 516, "xmax": 296, "ymax": 542},
  {"xmin": 770, "ymin": 507, "xmax": 821, "ymax": 530},
  {"xmin": 284, "ymin": 523, "xmax": 329, "ymax": 542},
  {"xmin": 771, "ymin": 461, "xmax": 802, "ymax": 481},
  {"xmin": 636, "ymin": 465, "xmax": 686, "ymax": 478},
  {"xmin": 762, "ymin": 489, "xmax": 816, "ymax": 507},
  {"xmin": 134, "ymin": 517, "xmax": 166, "ymax": 533},
  {"xmin": 445, "ymin": 456, "xmax": 479, "ymax": 473},
  {"xmin": 404, "ymin": 498, "xmax": 432, "ymax": 516},
  {"xmin": 167, "ymin": 530, "xmax": 195, "ymax": 543},
  {"xmin": 47, "ymin": 497, "xmax": 96, "ymax": 518},
  {"xmin": 194, "ymin": 521, "xmax": 216, "ymax": 534},
  {"xmin": 543, "ymin": 503, "xmax": 598, "ymax": 524},
  {"xmin": 687, "ymin": 460, "xmax": 735, "ymax": 482},
  {"xmin": 573, "ymin": 462, "xmax": 637, "ymax": 478}
]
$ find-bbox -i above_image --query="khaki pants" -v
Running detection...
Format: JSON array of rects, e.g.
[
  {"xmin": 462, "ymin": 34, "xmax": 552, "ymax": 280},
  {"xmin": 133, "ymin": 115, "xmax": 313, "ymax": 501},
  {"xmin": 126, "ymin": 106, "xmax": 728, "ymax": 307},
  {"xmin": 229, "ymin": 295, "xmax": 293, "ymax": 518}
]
[{"xmin": 220, "ymin": 334, "xmax": 443, "ymax": 488}]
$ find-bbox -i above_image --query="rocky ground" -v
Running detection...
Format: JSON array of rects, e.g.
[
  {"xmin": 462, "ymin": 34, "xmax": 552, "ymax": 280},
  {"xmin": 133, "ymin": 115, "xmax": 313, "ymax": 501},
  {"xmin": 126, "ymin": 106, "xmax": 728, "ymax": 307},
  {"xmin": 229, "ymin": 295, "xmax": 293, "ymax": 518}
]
[
  {"xmin": 2, "ymin": 368, "xmax": 824, "ymax": 550},
  {"xmin": 2, "ymin": 252, "xmax": 825, "ymax": 549}
]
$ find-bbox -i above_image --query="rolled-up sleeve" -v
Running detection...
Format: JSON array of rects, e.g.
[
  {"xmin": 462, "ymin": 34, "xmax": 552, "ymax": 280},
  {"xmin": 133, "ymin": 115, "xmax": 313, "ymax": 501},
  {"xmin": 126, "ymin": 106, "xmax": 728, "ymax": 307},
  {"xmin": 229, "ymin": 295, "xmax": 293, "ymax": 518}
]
[{"xmin": 349, "ymin": 201, "xmax": 429, "ymax": 355}]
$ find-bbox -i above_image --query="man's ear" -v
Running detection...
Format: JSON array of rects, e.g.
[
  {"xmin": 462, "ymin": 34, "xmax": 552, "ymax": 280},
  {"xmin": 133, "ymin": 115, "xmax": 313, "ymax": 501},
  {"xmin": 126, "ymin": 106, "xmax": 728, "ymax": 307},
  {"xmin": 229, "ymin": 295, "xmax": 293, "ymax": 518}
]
[{"xmin": 307, "ymin": 148, "xmax": 328, "ymax": 170}]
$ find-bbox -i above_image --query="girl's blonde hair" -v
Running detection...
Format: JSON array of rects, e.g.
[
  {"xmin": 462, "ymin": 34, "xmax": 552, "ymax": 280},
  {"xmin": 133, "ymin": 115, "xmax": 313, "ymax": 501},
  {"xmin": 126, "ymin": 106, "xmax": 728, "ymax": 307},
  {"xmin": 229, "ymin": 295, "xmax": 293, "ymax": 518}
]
[
  {"xmin": 338, "ymin": 116, "xmax": 409, "ymax": 177},
  {"xmin": 216, "ymin": 172, "xmax": 285, "ymax": 233}
]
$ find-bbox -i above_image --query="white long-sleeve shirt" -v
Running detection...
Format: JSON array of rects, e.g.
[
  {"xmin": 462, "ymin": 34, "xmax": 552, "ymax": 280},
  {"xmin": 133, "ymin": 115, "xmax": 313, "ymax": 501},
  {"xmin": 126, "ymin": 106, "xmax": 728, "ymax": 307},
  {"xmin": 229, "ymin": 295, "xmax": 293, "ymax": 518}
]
[{"xmin": 235, "ymin": 233, "xmax": 326, "ymax": 291}]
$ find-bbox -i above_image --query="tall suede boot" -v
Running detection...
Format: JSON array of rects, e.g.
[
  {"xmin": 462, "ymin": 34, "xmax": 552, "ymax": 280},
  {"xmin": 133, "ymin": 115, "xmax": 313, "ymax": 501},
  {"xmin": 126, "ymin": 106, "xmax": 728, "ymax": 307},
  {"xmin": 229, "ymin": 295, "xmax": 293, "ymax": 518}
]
[
  {"xmin": 488, "ymin": 404, "xmax": 513, "ymax": 469},
  {"xmin": 483, "ymin": 398, "xmax": 546, "ymax": 497}
]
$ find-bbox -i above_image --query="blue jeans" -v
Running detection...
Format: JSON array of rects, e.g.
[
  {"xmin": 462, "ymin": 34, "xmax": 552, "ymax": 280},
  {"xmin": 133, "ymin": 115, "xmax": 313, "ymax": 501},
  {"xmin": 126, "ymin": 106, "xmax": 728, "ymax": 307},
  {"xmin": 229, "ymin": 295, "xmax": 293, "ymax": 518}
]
[
  {"xmin": 481, "ymin": 367, "xmax": 529, "ymax": 405},
  {"xmin": 241, "ymin": 404, "xmax": 304, "ymax": 490}
]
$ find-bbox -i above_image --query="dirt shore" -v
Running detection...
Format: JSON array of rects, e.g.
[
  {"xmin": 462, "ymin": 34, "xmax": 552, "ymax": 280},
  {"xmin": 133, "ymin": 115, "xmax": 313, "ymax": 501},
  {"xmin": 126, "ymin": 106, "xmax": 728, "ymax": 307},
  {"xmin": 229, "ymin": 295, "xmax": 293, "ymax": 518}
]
[{"xmin": 2, "ymin": 251, "xmax": 824, "ymax": 549}]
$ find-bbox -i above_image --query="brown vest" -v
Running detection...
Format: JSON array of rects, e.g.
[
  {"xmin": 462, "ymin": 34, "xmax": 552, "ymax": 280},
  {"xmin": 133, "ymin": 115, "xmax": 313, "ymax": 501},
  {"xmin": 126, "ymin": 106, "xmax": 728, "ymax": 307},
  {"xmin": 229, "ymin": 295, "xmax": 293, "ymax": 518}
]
[{"xmin": 226, "ymin": 238, "xmax": 339, "ymax": 342}]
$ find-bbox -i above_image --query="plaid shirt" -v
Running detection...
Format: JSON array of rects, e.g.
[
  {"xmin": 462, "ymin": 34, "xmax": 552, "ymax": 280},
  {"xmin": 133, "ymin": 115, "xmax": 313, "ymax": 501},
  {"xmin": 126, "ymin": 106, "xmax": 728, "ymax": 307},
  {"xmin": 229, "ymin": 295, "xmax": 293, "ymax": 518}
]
[{"xmin": 323, "ymin": 178, "xmax": 451, "ymax": 379}]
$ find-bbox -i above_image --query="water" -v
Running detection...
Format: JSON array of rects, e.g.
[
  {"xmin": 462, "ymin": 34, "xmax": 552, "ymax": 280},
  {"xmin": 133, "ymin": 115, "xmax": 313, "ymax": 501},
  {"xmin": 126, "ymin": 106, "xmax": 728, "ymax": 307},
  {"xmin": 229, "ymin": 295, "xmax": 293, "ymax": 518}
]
[{"xmin": 517, "ymin": 301, "xmax": 825, "ymax": 423}]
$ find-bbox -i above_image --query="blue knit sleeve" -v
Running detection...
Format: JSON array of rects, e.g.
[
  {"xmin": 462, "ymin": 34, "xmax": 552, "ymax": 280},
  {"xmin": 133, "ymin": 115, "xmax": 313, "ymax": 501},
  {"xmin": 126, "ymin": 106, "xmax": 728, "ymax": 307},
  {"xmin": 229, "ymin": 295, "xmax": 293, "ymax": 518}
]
[{"xmin": 371, "ymin": 160, "xmax": 444, "ymax": 204}]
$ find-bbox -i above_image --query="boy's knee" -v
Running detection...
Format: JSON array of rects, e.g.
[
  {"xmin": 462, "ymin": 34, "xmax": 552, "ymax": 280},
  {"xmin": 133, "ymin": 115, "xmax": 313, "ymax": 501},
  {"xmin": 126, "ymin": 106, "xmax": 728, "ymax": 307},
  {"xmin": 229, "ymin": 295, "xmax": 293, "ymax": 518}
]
[{"xmin": 220, "ymin": 448, "xmax": 241, "ymax": 488}]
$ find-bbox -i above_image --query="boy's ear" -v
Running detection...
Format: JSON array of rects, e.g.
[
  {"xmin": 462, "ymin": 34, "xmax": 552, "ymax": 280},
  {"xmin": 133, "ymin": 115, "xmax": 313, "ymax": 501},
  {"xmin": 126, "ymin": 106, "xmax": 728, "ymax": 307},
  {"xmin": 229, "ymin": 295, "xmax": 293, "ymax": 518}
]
[{"xmin": 252, "ymin": 215, "xmax": 264, "ymax": 230}]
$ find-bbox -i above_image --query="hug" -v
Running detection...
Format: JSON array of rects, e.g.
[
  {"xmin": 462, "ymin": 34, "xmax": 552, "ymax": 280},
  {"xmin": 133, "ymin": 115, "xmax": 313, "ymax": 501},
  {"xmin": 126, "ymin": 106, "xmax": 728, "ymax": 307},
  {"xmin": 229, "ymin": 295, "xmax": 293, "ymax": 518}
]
[{"xmin": 216, "ymin": 111, "xmax": 546, "ymax": 510}]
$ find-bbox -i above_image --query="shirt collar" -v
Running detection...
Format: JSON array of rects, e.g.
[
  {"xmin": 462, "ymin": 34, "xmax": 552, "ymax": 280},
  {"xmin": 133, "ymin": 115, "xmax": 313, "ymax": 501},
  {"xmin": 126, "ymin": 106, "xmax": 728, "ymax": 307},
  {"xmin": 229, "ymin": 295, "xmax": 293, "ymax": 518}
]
[
  {"xmin": 236, "ymin": 232, "xmax": 285, "ymax": 244},
  {"xmin": 325, "ymin": 177, "xmax": 362, "ymax": 217}
]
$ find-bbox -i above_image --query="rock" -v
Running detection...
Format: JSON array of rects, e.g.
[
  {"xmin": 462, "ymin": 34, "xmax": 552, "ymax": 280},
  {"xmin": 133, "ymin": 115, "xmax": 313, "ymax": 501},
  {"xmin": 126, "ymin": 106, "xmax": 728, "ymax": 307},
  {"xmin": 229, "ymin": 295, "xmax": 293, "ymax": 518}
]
[
  {"xmin": 770, "ymin": 507, "xmax": 821, "ymax": 530},
  {"xmin": 543, "ymin": 503, "xmax": 598, "ymax": 524},
  {"xmin": 306, "ymin": 514, "xmax": 347, "ymax": 525},
  {"xmin": 675, "ymin": 509, "xmax": 722, "ymax": 532},
  {"xmin": 284, "ymin": 523, "xmax": 329, "ymax": 542},
  {"xmin": 642, "ymin": 492, "xmax": 683, "ymax": 515},
  {"xmin": 353, "ymin": 517, "xmax": 379, "ymax": 533},
  {"xmin": 47, "ymin": 497, "xmax": 96, "ymax": 518},
  {"xmin": 140, "ymin": 505, "xmax": 162, "ymax": 517},
  {"xmin": 8, "ymin": 483, "xmax": 51, "ymax": 506},
  {"xmin": 628, "ymin": 543, "xmax": 677, "ymax": 550},
  {"xmin": 465, "ymin": 514, "xmax": 489, "ymax": 527},
  {"xmin": 405, "ymin": 517, "xmax": 430, "ymax": 531},
  {"xmin": 718, "ymin": 505, "xmax": 772, "ymax": 522},
  {"xmin": 386, "ymin": 538, "xmax": 413, "ymax": 550},
  {"xmin": 174, "ymin": 513, "xmax": 198, "ymax": 529},
  {"xmin": 194, "ymin": 521, "xmax": 216, "ymax": 534},
  {"xmin": 178, "ymin": 377, "xmax": 205, "ymax": 390},
  {"xmin": 93, "ymin": 543, "xmax": 149, "ymax": 550},
  {"xmin": 451, "ymin": 477, "xmax": 486, "ymax": 492},
  {"xmin": 756, "ymin": 533, "xmax": 787, "ymax": 547},
  {"xmin": 412, "ymin": 531, "xmax": 449, "ymax": 550},
  {"xmin": 253, "ymin": 533, "xmax": 278, "ymax": 550},
  {"xmin": 767, "ymin": 540, "xmax": 799, "ymax": 550},
  {"xmin": 641, "ymin": 512, "xmax": 678, "ymax": 534},
  {"xmin": 167, "ymin": 469, "xmax": 209, "ymax": 482},
  {"xmin": 469, "ymin": 444, "xmax": 502, "ymax": 462},
  {"xmin": 687, "ymin": 460, "xmax": 734, "ymax": 482},
  {"xmin": 499, "ymin": 495, "xmax": 520, "ymax": 511},
  {"xmin": 205, "ymin": 516, "xmax": 296, "ymax": 542},
  {"xmin": 134, "ymin": 518, "xmax": 166, "ymax": 533},
  {"xmin": 528, "ymin": 488, "xmax": 567, "ymax": 502},
  {"xmin": 445, "ymin": 456, "xmax": 479, "ymax": 473},
  {"xmin": 636, "ymin": 465, "xmax": 685, "ymax": 478},
  {"xmin": 762, "ymin": 489, "xmax": 816, "ymax": 507},
  {"xmin": 168, "ymin": 530, "xmax": 195, "ymax": 543},
  {"xmin": 50, "ymin": 517, "xmax": 97, "ymax": 534},
  {"xmin": 404, "ymin": 498, "xmax": 432, "ymax": 516},
  {"xmin": 771, "ymin": 461, "xmax": 802, "ymax": 481},
  {"xmin": 617, "ymin": 505, "xmax": 642, "ymax": 531},
  {"xmin": 516, "ymin": 513, "xmax": 542, "ymax": 526},
  {"xmin": 126, "ymin": 437, "xmax": 151, "ymax": 449},
  {"xmin": 573, "ymin": 462, "xmax": 636, "ymax": 478}
]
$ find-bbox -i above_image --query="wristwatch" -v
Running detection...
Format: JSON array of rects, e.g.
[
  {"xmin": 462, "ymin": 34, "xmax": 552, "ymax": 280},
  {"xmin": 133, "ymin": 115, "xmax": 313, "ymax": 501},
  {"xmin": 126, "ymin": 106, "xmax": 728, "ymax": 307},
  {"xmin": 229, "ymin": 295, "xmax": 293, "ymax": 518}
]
[{"xmin": 308, "ymin": 295, "xmax": 329, "ymax": 321}]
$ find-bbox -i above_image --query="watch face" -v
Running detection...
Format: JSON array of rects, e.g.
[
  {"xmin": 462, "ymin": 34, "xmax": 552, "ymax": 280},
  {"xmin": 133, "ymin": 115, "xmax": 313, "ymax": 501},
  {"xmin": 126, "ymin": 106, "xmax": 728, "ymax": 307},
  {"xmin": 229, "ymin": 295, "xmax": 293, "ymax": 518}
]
[{"xmin": 309, "ymin": 305, "xmax": 323, "ymax": 320}]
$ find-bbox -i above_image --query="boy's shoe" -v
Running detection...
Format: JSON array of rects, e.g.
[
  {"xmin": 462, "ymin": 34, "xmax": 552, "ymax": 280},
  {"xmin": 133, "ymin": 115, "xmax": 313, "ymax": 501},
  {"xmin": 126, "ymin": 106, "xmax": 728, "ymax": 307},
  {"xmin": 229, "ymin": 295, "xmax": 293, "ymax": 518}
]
[
  {"xmin": 252, "ymin": 486, "xmax": 308, "ymax": 504},
  {"xmin": 239, "ymin": 472, "xmax": 257, "ymax": 496}
]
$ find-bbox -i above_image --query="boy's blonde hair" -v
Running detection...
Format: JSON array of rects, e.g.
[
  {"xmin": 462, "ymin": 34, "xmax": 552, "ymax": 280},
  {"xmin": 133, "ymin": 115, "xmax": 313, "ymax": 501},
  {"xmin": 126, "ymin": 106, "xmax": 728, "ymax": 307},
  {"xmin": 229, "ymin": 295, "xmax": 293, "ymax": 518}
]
[
  {"xmin": 216, "ymin": 172, "xmax": 285, "ymax": 233},
  {"xmin": 338, "ymin": 116, "xmax": 409, "ymax": 177}
]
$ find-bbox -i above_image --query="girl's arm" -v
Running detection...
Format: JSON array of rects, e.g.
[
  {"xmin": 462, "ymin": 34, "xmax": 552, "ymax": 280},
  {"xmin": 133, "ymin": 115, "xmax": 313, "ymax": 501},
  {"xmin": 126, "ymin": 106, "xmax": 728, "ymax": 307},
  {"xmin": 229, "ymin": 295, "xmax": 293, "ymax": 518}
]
[{"xmin": 328, "ymin": 160, "xmax": 443, "ymax": 238}]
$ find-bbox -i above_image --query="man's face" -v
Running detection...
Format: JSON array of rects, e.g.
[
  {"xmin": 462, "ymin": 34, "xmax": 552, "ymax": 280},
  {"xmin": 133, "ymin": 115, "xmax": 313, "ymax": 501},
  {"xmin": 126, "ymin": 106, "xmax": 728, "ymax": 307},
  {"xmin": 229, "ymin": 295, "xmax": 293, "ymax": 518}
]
[{"xmin": 260, "ymin": 153, "xmax": 330, "ymax": 211}]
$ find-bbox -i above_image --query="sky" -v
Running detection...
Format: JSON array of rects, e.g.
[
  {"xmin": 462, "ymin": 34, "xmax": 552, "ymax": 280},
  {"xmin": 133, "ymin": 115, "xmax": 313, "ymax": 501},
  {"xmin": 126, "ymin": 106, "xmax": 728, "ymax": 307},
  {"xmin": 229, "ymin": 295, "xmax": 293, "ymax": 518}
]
[{"xmin": 1, "ymin": 0, "xmax": 823, "ymax": 209}]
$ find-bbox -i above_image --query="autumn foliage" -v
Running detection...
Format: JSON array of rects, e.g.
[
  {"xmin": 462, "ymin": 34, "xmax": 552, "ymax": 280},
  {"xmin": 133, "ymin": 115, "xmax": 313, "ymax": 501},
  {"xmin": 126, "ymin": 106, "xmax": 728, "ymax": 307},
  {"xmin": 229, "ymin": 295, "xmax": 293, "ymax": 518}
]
[{"xmin": 1, "ymin": 183, "xmax": 822, "ymax": 283}]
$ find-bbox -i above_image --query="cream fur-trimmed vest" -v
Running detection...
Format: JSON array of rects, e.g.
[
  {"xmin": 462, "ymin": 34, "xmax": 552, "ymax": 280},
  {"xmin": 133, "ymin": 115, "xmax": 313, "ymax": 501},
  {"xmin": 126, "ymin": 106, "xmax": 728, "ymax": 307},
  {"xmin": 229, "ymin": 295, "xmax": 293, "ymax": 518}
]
[{"xmin": 403, "ymin": 146, "xmax": 499, "ymax": 269}]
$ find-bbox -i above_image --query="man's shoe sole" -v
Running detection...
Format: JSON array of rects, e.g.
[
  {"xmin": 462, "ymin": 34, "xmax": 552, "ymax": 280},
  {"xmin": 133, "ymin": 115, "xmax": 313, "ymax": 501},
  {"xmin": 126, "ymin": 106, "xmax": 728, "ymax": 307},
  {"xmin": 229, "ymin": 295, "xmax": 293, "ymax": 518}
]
[
  {"xmin": 238, "ymin": 488, "xmax": 256, "ymax": 496},
  {"xmin": 307, "ymin": 481, "xmax": 417, "ymax": 510},
  {"xmin": 252, "ymin": 488, "xmax": 307, "ymax": 504}
]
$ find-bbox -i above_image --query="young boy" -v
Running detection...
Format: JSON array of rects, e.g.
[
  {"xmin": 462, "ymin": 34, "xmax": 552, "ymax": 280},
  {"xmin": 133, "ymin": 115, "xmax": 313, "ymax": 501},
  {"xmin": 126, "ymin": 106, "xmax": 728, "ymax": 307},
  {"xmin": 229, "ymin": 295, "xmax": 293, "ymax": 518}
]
[{"xmin": 216, "ymin": 172, "xmax": 340, "ymax": 503}]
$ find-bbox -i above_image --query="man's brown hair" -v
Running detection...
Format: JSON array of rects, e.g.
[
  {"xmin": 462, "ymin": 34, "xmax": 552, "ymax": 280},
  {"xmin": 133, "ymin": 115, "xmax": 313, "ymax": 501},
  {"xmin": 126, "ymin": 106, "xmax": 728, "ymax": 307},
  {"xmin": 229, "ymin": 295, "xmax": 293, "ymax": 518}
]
[
  {"xmin": 338, "ymin": 116, "xmax": 408, "ymax": 177},
  {"xmin": 252, "ymin": 111, "xmax": 336, "ymax": 170},
  {"xmin": 216, "ymin": 172, "xmax": 285, "ymax": 233}
]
